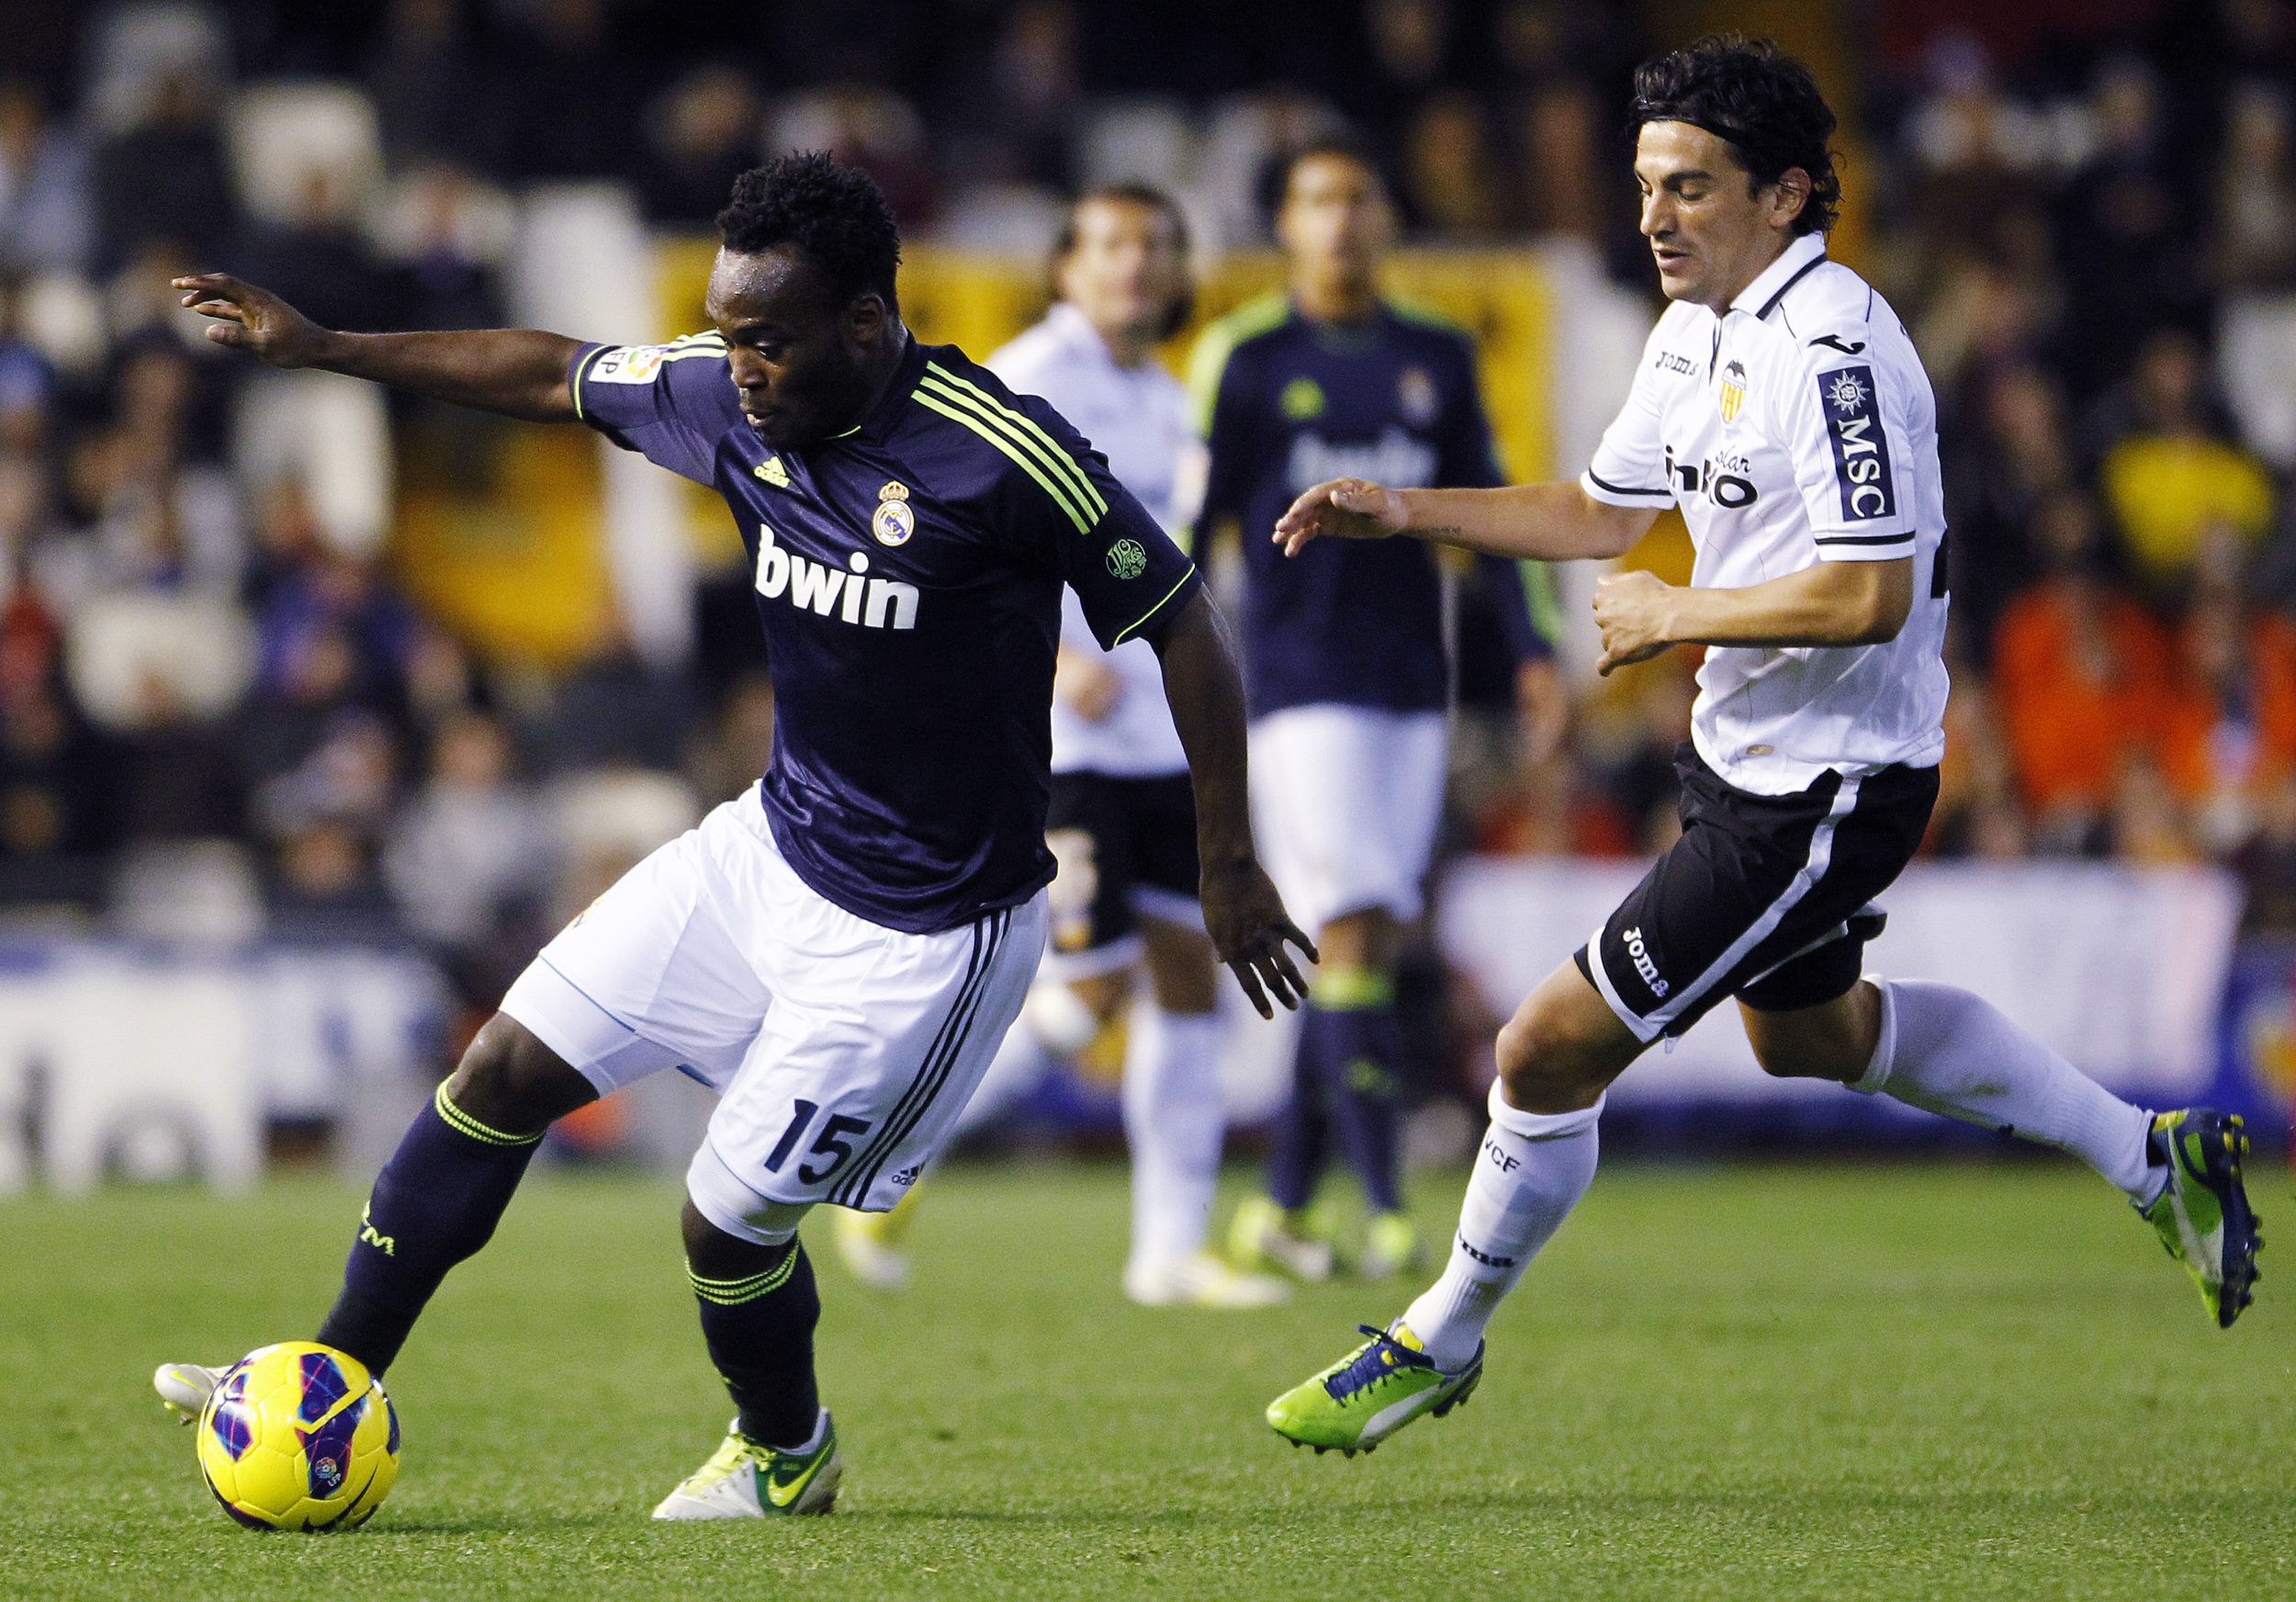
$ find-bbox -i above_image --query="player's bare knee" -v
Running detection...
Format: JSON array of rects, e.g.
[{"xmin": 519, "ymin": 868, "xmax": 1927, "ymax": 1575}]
[
  {"xmin": 679, "ymin": 1196, "xmax": 791, "ymax": 1278},
  {"xmin": 1494, "ymin": 1012, "xmax": 1605, "ymax": 1112},
  {"xmin": 445, "ymin": 1014, "xmax": 595, "ymax": 1135}
]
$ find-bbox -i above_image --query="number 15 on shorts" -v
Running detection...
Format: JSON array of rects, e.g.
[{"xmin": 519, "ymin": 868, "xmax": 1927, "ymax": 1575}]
[{"xmin": 763, "ymin": 1100, "xmax": 874, "ymax": 1185}]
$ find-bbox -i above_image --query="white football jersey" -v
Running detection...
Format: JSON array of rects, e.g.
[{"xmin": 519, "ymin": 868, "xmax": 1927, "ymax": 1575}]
[
  {"xmin": 990, "ymin": 303, "xmax": 1202, "ymax": 777},
  {"xmin": 1581, "ymin": 232, "xmax": 1950, "ymax": 795}
]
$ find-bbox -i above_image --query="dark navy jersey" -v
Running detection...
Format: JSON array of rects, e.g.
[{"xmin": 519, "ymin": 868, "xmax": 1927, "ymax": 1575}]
[
  {"xmin": 1190, "ymin": 297, "xmax": 1548, "ymax": 718},
  {"xmin": 572, "ymin": 332, "xmax": 1201, "ymax": 934}
]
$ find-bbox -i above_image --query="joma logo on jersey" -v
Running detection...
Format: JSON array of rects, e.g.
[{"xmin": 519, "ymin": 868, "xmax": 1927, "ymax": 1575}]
[
  {"xmin": 1622, "ymin": 924, "xmax": 1668, "ymax": 997},
  {"xmin": 754, "ymin": 525, "xmax": 919, "ymax": 630},
  {"xmin": 1818, "ymin": 365, "xmax": 1897, "ymax": 522}
]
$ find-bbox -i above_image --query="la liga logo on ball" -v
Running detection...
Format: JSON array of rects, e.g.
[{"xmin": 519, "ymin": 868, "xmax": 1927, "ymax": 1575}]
[{"xmin": 1105, "ymin": 538, "xmax": 1148, "ymax": 580}]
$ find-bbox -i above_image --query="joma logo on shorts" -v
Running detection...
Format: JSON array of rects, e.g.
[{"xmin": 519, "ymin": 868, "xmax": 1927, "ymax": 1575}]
[
  {"xmin": 755, "ymin": 524, "xmax": 919, "ymax": 630},
  {"xmin": 1623, "ymin": 925, "xmax": 1669, "ymax": 997}
]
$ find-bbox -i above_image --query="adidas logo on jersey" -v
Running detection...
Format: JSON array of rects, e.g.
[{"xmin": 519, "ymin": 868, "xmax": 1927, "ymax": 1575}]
[{"xmin": 754, "ymin": 524, "xmax": 919, "ymax": 630}]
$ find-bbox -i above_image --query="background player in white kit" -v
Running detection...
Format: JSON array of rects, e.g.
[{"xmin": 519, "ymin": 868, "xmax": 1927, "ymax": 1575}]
[
  {"xmin": 1257, "ymin": 37, "xmax": 2261, "ymax": 1456},
  {"xmin": 834, "ymin": 184, "xmax": 1286, "ymax": 1309}
]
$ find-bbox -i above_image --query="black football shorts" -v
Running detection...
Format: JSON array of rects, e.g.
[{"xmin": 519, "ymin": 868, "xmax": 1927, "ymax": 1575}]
[
  {"xmin": 1577, "ymin": 744, "xmax": 1937, "ymax": 1042},
  {"xmin": 1043, "ymin": 771, "xmax": 1201, "ymax": 965}
]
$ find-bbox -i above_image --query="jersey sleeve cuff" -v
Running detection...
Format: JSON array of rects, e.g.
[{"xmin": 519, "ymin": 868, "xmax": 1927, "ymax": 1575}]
[
  {"xmin": 568, "ymin": 344, "xmax": 609, "ymax": 424},
  {"xmin": 1581, "ymin": 468, "xmax": 1673, "ymax": 508},
  {"xmin": 1109, "ymin": 564, "xmax": 1201, "ymax": 648},
  {"xmin": 1812, "ymin": 527, "xmax": 1917, "ymax": 560}
]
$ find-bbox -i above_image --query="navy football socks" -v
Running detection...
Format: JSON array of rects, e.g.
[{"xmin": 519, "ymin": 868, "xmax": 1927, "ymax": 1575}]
[
  {"xmin": 314, "ymin": 1082, "xmax": 542, "ymax": 1375},
  {"xmin": 1265, "ymin": 1007, "xmax": 1333, "ymax": 1212},
  {"xmin": 690, "ymin": 1242, "xmax": 823, "ymax": 1450},
  {"xmin": 1321, "ymin": 996, "xmax": 1405, "ymax": 1215}
]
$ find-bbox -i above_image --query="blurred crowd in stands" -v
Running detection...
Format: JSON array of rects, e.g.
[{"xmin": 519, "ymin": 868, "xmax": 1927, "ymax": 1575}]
[{"xmin": 2, "ymin": 0, "xmax": 2295, "ymax": 1040}]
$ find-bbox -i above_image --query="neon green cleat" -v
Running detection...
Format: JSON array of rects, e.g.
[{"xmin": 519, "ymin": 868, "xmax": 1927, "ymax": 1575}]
[
  {"xmin": 1359, "ymin": 1212, "xmax": 1423, "ymax": 1280},
  {"xmin": 651, "ymin": 1412, "xmax": 841, "ymax": 1519},
  {"xmin": 832, "ymin": 1188, "xmax": 924, "ymax": 1294},
  {"xmin": 1228, "ymin": 1196, "xmax": 1336, "ymax": 1282},
  {"xmin": 1266, "ymin": 1324, "xmax": 1481, "ymax": 1456},
  {"xmin": 2138, "ymin": 1109, "xmax": 2262, "ymax": 1328}
]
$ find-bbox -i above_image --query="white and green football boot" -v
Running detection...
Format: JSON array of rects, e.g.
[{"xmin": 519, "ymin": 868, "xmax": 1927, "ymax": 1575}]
[
  {"xmin": 153, "ymin": 1360, "xmax": 226, "ymax": 1423},
  {"xmin": 2138, "ymin": 1109, "xmax": 2262, "ymax": 1328},
  {"xmin": 652, "ymin": 1412, "xmax": 841, "ymax": 1519},
  {"xmin": 1265, "ymin": 1324, "xmax": 1481, "ymax": 1456}
]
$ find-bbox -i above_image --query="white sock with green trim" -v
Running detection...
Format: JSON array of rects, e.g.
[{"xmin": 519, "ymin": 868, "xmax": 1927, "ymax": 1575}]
[{"xmin": 1401, "ymin": 1083, "xmax": 1601, "ymax": 1372}]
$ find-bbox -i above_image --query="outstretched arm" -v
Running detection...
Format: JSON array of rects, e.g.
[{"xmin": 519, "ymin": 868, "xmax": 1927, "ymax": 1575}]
[
  {"xmin": 1273, "ymin": 477, "xmax": 1659, "ymax": 563},
  {"xmin": 1151, "ymin": 590, "xmax": 1317, "ymax": 1018},
  {"xmin": 175, "ymin": 273, "xmax": 581, "ymax": 423}
]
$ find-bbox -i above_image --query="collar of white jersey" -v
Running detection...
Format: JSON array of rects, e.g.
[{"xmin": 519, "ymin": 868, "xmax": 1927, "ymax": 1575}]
[
  {"xmin": 1044, "ymin": 301, "xmax": 1119, "ymax": 367},
  {"xmin": 1725, "ymin": 231, "xmax": 1829, "ymax": 321}
]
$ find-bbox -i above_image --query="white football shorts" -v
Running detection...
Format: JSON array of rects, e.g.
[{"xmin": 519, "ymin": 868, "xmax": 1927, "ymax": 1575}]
[
  {"xmin": 1248, "ymin": 704, "xmax": 1447, "ymax": 932},
  {"xmin": 501, "ymin": 792, "xmax": 1046, "ymax": 1240}
]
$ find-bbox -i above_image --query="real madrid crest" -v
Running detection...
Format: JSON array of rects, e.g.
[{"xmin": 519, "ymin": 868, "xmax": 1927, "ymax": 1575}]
[
  {"xmin": 1397, "ymin": 366, "xmax": 1438, "ymax": 426},
  {"xmin": 872, "ymin": 480, "xmax": 915, "ymax": 547},
  {"xmin": 1718, "ymin": 359, "xmax": 1748, "ymax": 424}
]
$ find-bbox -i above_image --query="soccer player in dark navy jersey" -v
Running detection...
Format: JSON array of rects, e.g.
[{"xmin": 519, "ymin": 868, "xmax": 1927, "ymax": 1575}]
[
  {"xmin": 1194, "ymin": 139, "xmax": 1558, "ymax": 1286},
  {"xmin": 158, "ymin": 153, "xmax": 1311, "ymax": 1519}
]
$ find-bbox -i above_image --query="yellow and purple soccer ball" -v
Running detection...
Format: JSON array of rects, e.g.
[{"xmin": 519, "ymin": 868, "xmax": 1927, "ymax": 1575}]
[{"xmin": 195, "ymin": 1342, "xmax": 400, "ymax": 1530}]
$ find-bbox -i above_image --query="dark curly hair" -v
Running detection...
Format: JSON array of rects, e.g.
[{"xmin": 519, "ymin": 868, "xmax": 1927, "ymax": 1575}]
[
  {"xmin": 1627, "ymin": 36, "xmax": 1840, "ymax": 236},
  {"xmin": 716, "ymin": 152, "xmax": 903, "ymax": 308}
]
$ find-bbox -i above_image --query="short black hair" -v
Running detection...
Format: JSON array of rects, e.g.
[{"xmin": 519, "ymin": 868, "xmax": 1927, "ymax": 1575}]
[
  {"xmin": 1265, "ymin": 131, "xmax": 1394, "ymax": 221},
  {"xmin": 1050, "ymin": 183, "xmax": 1195, "ymax": 340},
  {"xmin": 716, "ymin": 152, "xmax": 902, "ymax": 308},
  {"xmin": 1627, "ymin": 36, "xmax": 1840, "ymax": 236}
]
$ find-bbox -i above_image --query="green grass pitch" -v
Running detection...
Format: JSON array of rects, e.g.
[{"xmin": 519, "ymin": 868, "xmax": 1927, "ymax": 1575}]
[{"xmin": 1, "ymin": 1158, "xmax": 2287, "ymax": 1600}]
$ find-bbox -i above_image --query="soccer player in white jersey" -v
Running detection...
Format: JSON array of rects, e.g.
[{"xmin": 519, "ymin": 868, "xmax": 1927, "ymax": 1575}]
[
  {"xmin": 834, "ymin": 184, "xmax": 1285, "ymax": 1309},
  {"xmin": 1257, "ymin": 38, "xmax": 2262, "ymax": 1456},
  {"xmin": 149, "ymin": 154, "xmax": 1312, "ymax": 1516}
]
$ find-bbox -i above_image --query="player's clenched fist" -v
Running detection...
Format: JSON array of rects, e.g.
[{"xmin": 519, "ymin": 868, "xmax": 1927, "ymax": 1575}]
[
  {"xmin": 1271, "ymin": 477, "xmax": 1408, "ymax": 557},
  {"xmin": 173, "ymin": 274, "xmax": 332, "ymax": 368},
  {"xmin": 1592, "ymin": 569, "xmax": 1681, "ymax": 676}
]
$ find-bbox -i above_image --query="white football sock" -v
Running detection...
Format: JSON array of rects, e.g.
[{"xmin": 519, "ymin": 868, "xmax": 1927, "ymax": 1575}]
[
  {"xmin": 1122, "ymin": 1004, "xmax": 1227, "ymax": 1270},
  {"xmin": 1401, "ymin": 1082, "xmax": 1602, "ymax": 1372},
  {"xmin": 1852, "ymin": 977, "xmax": 2158, "ymax": 1200}
]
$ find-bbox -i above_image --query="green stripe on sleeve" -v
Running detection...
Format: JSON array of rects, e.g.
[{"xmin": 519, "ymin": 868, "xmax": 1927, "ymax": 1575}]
[
  {"xmin": 1111, "ymin": 567, "xmax": 1198, "ymax": 645},
  {"xmin": 568, "ymin": 344, "xmax": 607, "ymax": 423},
  {"xmin": 912, "ymin": 391, "xmax": 1096, "ymax": 534},
  {"xmin": 919, "ymin": 366, "xmax": 1106, "ymax": 519}
]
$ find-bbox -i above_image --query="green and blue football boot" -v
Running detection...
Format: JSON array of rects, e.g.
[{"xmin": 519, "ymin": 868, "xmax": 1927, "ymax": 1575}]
[
  {"xmin": 652, "ymin": 1411, "xmax": 841, "ymax": 1519},
  {"xmin": 2139, "ymin": 1109, "xmax": 2262, "ymax": 1328},
  {"xmin": 1266, "ymin": 1324, "xmax": 1481, "ymax": 1456}
]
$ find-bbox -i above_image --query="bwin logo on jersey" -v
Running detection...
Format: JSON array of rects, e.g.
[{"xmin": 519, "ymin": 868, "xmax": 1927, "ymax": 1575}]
[
  {"xmin": 1818, "ymin": 364, "xmax": 1897, "ymax": 522},
  {"xmin": 754, "ymin": 525, "xmax": 919, "ymax": 629},
  {"xmin": 1286, "ymin": 426, "xmax": 1439, "ymax": 495}
]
